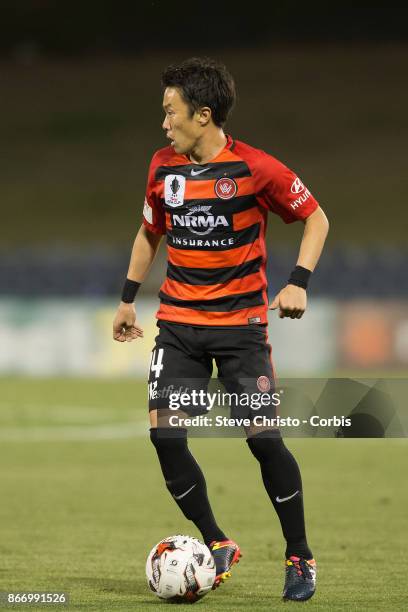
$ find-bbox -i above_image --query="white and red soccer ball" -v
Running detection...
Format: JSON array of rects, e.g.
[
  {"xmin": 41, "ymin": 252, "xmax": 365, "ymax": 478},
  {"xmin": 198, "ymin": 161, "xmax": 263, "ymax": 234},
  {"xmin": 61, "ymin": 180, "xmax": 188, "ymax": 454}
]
[{"xmin": 146, "ymin": 535, "xmax": 216, "ymax": 603}]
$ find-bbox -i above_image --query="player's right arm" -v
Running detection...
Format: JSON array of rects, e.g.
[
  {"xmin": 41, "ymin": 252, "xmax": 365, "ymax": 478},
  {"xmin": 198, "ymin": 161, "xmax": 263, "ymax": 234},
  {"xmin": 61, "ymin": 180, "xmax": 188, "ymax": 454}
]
[
  {"xmin": 113, "ymin": 151, "xmax": 167, "ymax": 343},
  {"xmin": 113, "ymin": 224, "xmax": 163, "ymax": 342}
]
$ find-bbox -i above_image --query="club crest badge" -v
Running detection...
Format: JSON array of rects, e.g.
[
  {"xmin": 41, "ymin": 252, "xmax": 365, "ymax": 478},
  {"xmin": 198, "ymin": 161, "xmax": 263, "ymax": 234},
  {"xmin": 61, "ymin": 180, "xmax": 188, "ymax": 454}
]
[
  {"xmin": 164, "ymin": 174, "xmax": 186, "ymax": 207},
  {"xmin": 215, "ymin": 177, "xmax": 237, "ymax": 200},
  {"xmin": 257, "ymin": 376, "xmax": 271, "ymax": 392}
]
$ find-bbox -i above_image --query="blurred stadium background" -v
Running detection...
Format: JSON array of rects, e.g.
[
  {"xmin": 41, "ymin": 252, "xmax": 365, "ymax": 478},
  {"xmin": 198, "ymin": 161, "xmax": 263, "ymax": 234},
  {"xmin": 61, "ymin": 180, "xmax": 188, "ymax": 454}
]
[
  {"xmin": 0, "ymin": 4, "xmax": 407, "ymax": 609},
  {"xmin": 1, "ymin": 2, "xmax": 407, "ymax": 378}
]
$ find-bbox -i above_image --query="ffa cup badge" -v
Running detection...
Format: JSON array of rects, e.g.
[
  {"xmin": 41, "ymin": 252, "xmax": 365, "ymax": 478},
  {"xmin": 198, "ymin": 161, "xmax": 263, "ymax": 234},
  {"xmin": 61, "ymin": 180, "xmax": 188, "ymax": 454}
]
[{"xmin": 164, "ymin": 174, "xmax": 186, "ymax": 207}]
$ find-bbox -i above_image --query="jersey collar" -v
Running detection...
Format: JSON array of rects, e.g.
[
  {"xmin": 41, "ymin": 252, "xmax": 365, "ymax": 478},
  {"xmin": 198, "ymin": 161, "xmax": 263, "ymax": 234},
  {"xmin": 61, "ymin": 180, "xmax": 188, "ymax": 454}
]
[
  {"xmin": 225, "ymin": 134, "xmax": 234, "ymax": 150},
  {"xmin": 182, "ymin": 134, "xmax": 235, "ymax": 165}
]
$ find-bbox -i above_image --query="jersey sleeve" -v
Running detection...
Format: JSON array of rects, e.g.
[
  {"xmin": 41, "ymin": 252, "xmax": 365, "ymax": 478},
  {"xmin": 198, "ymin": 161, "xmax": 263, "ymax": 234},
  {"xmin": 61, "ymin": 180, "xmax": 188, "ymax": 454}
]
[
  {"xmin": 253, "ymin": 151, "xmax": 319, "ymax": 223},
  {"xmin": 142, "ymin": 153, "xmax": 166, "ymax": 235}
]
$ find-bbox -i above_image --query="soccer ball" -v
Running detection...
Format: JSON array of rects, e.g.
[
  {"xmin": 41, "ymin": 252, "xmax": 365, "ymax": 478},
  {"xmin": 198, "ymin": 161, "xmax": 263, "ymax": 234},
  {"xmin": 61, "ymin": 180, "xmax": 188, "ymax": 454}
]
[{"xmin": 146, "ymin": 534, "xmax": 216, "ymax": 603}]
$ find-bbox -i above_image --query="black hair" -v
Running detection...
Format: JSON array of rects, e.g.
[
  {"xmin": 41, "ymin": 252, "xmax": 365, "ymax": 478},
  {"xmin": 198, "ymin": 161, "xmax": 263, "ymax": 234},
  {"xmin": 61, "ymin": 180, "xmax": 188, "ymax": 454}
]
[{"xmin": 161, "ymin": 57, "xmax": 236, "ymax": 127}]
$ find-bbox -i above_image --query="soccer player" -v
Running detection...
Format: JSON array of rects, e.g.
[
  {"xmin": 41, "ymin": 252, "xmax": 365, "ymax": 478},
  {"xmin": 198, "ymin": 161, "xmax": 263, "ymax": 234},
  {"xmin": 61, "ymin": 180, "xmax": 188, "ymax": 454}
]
[{"xmin": 113, "ymin": 57, "xmax": 329, "ymax": 601}]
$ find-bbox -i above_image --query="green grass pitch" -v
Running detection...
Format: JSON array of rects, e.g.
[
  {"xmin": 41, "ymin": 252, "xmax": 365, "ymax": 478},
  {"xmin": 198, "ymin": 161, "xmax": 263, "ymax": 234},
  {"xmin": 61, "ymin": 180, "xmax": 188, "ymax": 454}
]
[{"xmin": 0, "ymin": 378, "xmax": 407, "ymax": 611}]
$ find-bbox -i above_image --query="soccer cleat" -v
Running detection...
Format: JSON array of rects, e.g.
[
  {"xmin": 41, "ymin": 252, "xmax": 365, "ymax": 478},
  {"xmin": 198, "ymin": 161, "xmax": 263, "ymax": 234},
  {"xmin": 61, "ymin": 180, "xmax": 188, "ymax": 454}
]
[
  {"xmin": 282, "ymin": 556, "xmax": 317, "ymax": 601},
  {"xmin": 209, "ymin": 539, "xmax": 242, "ymax": 589}
]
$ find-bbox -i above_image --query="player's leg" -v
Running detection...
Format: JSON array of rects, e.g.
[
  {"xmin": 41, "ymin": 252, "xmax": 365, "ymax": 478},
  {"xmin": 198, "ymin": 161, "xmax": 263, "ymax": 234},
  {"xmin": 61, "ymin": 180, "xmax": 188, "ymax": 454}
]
[
  {"xmin": 148, "ymin": 322, "xmax": 227, "ymax": 549},
  {"xmin": 150, "ymin": 408, "xmax": 241, "ymax": 588},
  {"xmin": 150, "ymin": 410, "xmax": 227, "ymax": 546},
  {"xmin": 246, "ymin": 430, "xmax": 316, "ymax": 600},
  {"xmin": 246, "ymin": 430, "xmax": 312, "ymax": 560},
  {"xmin": 214, "ymin": 325, "xmax": 316, "ymax": 600}
]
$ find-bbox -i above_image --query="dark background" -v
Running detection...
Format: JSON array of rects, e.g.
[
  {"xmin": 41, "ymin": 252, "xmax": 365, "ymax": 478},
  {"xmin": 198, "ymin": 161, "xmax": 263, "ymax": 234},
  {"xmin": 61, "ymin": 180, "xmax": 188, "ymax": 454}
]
[
  {"xmin": 1, "ymin": 1, "xmax": 407, "ymax": 296},
  {"xmin": 2, "ymin": 1, "xmax": 406, "ymax": 54}
]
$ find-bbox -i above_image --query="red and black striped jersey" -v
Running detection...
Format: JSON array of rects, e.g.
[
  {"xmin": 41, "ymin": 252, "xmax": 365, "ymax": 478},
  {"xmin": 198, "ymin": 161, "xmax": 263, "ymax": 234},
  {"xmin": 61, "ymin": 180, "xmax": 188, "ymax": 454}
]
[{"xmin": 142, "ymin": 135, "xmax": 318, "ymax": 326}]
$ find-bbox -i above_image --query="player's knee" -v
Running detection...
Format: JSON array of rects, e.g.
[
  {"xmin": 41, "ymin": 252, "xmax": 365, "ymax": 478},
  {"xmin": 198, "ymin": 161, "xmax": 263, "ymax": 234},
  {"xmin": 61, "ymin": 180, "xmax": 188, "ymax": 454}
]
[
  {"xmin": 149, "ymin": 409, "xmax": 158, "ymax": 428},
  {"xmin": 246, "ymin": 432, "xmax": 285, "ymax": 463},
  {"xmin": 150, "ymin": 427, "xmax": 188, "ymax": 453}
]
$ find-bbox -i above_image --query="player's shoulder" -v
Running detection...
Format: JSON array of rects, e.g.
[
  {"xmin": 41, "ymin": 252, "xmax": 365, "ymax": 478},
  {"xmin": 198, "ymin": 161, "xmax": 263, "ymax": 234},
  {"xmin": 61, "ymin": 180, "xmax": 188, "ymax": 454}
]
[
  {"xmin": 232, "ymin": 139, "xmax": 283, "ymax": 167},
  {"xmin": 232, "ymin": 138, "xmax": 288, "ymax": 182},
  {"xmin": 150, "ymin": 145, "xmax": 177, "ymax": 168},
  {"xmin": 146, "ymin": 146, "xmax": 181, "ymax": 183}
]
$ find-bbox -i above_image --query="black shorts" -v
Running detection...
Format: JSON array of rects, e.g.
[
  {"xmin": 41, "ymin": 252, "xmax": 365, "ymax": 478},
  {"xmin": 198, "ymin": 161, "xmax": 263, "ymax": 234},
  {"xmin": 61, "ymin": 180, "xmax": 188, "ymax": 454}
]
[{"xmin": 148, "ymin": 321, "xmax": 276, "ymax": 421}]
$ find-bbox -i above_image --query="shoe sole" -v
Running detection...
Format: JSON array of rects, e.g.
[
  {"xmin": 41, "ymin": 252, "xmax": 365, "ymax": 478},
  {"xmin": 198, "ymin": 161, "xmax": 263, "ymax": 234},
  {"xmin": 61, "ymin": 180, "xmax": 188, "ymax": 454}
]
[{"xmin": 282, "ymin": 590, "xmax": 316, "ymax": 602}]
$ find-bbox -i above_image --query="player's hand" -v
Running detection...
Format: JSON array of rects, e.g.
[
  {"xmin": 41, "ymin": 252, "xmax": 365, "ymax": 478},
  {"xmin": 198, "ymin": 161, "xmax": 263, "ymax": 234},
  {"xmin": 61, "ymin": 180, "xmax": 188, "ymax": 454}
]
[
  {"xmin": 112, "ymin": 302, "xmax": 144, "ymax": 342},
  {"xmin": 269, "ymin": 285, "xmax": 307, "ymax": 319}
]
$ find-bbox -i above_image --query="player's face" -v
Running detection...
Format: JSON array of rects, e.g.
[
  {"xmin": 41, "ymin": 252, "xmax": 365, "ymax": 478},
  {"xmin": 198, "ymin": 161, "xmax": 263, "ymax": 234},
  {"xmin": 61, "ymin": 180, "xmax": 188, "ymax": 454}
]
[{"xmin": 162, "ymin": 87, "xmax": 201, "ymax": 155}]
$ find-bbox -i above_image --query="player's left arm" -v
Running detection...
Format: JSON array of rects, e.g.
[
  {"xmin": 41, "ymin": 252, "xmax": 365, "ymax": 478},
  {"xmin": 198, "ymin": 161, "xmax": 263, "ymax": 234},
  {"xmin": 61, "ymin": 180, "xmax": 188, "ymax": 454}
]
[{"xmin": 269, "ymin": 206, "xmax": 329, "ymax": 319}]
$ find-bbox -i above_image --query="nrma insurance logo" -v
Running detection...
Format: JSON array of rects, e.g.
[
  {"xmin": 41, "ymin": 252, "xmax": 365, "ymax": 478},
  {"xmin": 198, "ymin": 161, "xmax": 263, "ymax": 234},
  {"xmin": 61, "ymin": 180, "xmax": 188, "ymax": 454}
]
[{"xmin": 172, "ymin": 205, "xmax": 229, "ymax": 236}]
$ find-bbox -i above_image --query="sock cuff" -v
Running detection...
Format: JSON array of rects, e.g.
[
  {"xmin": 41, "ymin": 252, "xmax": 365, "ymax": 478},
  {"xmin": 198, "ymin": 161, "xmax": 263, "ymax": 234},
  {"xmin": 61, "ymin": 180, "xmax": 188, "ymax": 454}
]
[
  {"xmin": 150, "ymin": 427, "xmax": 188, "ymax": 446},
  {"xmin": 246, "ymin": 429, "xmax": 282, "ymax": 441},
  {"xmin": 246, "ymin": 433, "xmax": 285, "ymax": 461},
  {"xmin": 150, "ymin": 426, "xmax": 187, "ymax": 435}
]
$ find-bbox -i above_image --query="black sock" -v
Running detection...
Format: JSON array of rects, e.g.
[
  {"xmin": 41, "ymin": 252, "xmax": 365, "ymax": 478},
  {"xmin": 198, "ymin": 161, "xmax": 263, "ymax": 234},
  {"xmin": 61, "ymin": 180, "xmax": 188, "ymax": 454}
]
[
  {"xmin": 150, "ymin": 427, "xmax": 227, "ymax": 547},
  {"xmin": 247, "ymin": 432, "xmax": 313, "ymax": 559}
]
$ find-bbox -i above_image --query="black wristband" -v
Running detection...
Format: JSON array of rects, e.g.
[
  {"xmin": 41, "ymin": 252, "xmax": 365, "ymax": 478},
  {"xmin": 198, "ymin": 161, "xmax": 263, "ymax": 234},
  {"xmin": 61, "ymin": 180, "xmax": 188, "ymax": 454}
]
[
  {"xmin": 288, "ymin": 265, "xmax": 312, "ymax": 289},
  {"xmin": 121, "ymin": 278, "xmax": 141, "ymax": 303}
]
